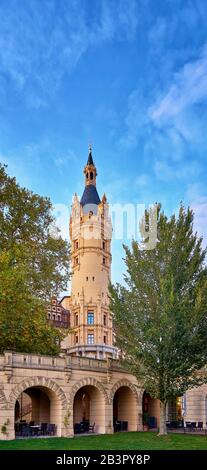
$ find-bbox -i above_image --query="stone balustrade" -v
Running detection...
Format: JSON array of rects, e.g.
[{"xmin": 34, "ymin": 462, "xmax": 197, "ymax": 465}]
[{"xmin": 0, "ymin": 351, "xmax": 125, "ymax": 373}]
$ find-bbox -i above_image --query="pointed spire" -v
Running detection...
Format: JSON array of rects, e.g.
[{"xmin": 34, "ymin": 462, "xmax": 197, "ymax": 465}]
[{"xmin": 87, "ymin": 144, "xmax": 94, "ymax": 166}]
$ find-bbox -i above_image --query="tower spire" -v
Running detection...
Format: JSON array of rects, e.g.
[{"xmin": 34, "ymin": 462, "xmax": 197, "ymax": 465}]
[
  {"xmin": 80, "ymin": 146, "xmax": 100, "ymax": 211},
  {"xmin": 87, "ymin": 144, "xmax": 94, "ymax": 166},
  {"xmin": 83, "ymin": 145, "xmax": 97, "ymax": 188}
]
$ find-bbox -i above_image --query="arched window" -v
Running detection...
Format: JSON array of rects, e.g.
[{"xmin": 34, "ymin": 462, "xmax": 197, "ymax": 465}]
[{"xmin": 90, "ymin": 172, "xmax": 93, "ymax": 180}]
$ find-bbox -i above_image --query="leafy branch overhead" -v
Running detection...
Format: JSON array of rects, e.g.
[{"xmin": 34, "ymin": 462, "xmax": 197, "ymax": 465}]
[{"xmin": 0, "ymin": 163, "xmax": 70, "ymax": 355}]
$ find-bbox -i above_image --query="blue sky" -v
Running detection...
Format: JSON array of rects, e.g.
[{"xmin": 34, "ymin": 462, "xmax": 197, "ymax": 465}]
[{"xmin": 1, "ymin": 0, "xmax": 207, "ymax": 289}]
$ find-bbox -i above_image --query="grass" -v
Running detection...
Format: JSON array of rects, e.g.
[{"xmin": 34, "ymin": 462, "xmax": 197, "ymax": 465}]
[{"xmin": 0, "ymin": 432, "xmax": 207, "ymax": 450}]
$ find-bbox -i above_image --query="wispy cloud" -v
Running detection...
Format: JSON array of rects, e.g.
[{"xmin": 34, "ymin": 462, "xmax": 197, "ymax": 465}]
[
  {"xmin": 120, "ymin": 42, "xmax": 207, "ymax": 183},
  {"xmin": 149, "ymin": 43, "xmax": 207, "ymax": 123},
  {"xmin": 187, "ymin": 184, "xmax": 207, "ymax": 247},
  {"xmin": 154, "ymin": 159, "xmax": 200, "ymax": 182},
  {"xmin": 0, "ymin": 137, "xmax": 55, "ymax": 187},
  {"xmin": 134, "ymin": 174, "xmax": 150, "ymax": 187},
  {"xmin": 0, "ymin": 0, "xmax": 139, "ymax": 108},
  {"xmin": 54, "ymin": 149, "xmax": 78, "ymax": 173}
]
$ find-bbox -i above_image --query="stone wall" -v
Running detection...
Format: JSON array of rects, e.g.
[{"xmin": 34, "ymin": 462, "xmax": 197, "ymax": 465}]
[
  {"xmin": 1, "ymin": 351, "xmax": 207, "ymax": 440},
  {"xmin": 0, "ymin": 351, "xmax": 142, "ymax": 440}
]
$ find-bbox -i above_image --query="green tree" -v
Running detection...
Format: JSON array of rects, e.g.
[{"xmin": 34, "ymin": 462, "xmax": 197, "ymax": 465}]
[
  {"xmin": 0, "ymin": 163, "xmax": 70, "ymax": 354},
  {"xmin": 110, "ymin": 205, "xmax": 207, "ymax": 435}
]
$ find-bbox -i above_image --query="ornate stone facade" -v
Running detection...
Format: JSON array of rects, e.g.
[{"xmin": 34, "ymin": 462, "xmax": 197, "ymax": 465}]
[
  {"xmin": 0, "ymin": 148, "xmax": 207, "ymax": 440},
  {"xmin": 0, "ymin": 351, "xmax": 142, "ymax": 439},
  {"xmin": 61, "ymin": 147, "xmax": 117, "ymax": 358}
]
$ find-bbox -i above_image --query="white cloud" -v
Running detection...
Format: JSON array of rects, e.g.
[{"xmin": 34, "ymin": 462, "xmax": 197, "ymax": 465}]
[
  {"xmin": 120, "ymin": 42, "xmax": 207, "ymax": 184},
  {"xmin": 134, "ymin": 174, "xmax": 150, "ymax": 187},
  {"xmin": 52, "ymin": 203, "xmax": 70, "ymax": 241},
  {"xmin": 187, "ymin": 184, "xmax": 207, "ymax": 247},
  {"xmin": 149, "ymin": 44, "xmax": 207, "ymax": 123},
  {"xmin": 54, "ymin": 149, "xmax": 78, "ymax": 172},
  {"xmin": 154, "ymin": 159, "xmax": 200, "ymax": 182},
  {"xmin": 0, "ymin": 0, "xmax": 139, "ymax": 107},
  {"xmin": 120, "ymin": 89, "xmax": 150, "ymax": 148}
]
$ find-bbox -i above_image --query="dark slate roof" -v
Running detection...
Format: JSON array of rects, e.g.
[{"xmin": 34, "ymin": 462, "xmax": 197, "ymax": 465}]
[
  {"xmin": 80, "ymin": 184, "xmax": 101, "ymax": 209},
  {"xmin": 87, "ymin": 150, "xmax": 94, "ymax": 166}
]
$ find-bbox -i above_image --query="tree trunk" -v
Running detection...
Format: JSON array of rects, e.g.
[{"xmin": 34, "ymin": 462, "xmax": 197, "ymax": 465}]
[{"xmin": 158, "ymin": 401, "xmax": 167, "ymax": 435}]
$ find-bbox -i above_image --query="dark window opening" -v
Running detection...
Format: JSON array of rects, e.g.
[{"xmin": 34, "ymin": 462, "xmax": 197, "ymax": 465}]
[{"xmin": 90, "ymin": 172, "xmax": 93, "ymax": 180}]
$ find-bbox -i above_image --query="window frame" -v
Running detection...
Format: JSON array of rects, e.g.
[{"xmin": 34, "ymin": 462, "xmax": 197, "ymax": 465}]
[
  {"xmin": 87, "ymin": 312, "xmax": 94, "ymax": 325},
  {"xmin": 87, "ymin": 333, "xmax": 94, "ymax": 345}
]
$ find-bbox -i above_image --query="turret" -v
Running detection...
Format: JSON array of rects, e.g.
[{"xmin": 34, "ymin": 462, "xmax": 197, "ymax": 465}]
[{"xmin": 67, "ymin": 147, "xmax": 117, "ymax": 359}]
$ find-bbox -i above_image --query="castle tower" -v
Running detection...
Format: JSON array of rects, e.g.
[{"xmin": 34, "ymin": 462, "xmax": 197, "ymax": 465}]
[{"xmin": 67, "ymin": 146, "xmax": 117, "ymax": 359}]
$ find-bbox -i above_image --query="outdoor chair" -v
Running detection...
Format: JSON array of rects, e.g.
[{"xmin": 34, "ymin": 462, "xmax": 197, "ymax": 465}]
[
  {"xmin": 80, "ymin": 420, "xmax": 89, "ymax": 432},
  {"xmin": 184, "ymin": 422, "xmax": 196, "ymax": 432},
  {"xmin": 149, "ymin": 417, "xmax": 157, "ymax": 429},
  {"xmin": 74, "ymin": 423, "xmax": 81, "ymax": 434},
  {"xmin": 22, "ymin": 424, "xmax": 32, "ymax": 437},
  {"xmin": 197, "ymin": 422, "xmax": 203, "ymax": 431},
  {"xmin": 121, "ymin": 421, "xmax": 128, "ymax": 431},
  {"xmin": 15, "ymin": 422, "xmax": 21, "ymax": 437},
  {"xmin": 88, "ymin": 422, "xmax": 95, "ymax": 433},
  {"xmin": 114, "ymin": 420, "xmax": 121, "ymax": 432},
  {"xmin": 46, "ymin": 423, "xmax": 56, "ymax": 435},
  {"xmin": 40, "ymin": 423, "xmax": 48, "ymax": 436}
]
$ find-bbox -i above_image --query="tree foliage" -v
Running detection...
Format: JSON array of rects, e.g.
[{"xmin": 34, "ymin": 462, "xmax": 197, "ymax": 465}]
[
  {"xmin": 0, "ymin": 163, "xmax": 70, "ymax": 354},
  {"xmin": 110, "ymin": 205, "xmax": 207, "ymax": 434}
]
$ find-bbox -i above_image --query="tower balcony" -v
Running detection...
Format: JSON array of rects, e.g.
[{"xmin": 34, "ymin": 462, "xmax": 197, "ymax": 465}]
[{"xmin": 65, "ymin": 344, "xmax": 119, "ymax": 360}]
